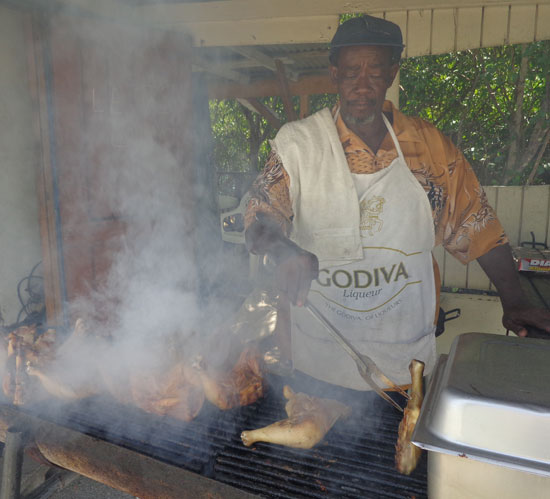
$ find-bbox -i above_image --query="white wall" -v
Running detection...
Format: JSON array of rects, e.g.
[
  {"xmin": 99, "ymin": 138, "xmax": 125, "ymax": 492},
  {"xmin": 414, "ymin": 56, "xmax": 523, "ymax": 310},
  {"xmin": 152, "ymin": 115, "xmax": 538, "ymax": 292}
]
[{"xmin": 0, "ymin": 7, "xmax": 42, "ymax": 325}]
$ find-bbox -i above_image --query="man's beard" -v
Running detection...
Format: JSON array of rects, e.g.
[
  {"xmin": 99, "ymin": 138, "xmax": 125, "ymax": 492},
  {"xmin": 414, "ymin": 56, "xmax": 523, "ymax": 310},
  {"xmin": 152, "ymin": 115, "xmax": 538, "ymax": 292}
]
[{"xmin": 341, "ymin": 109, "xmax": 376, "ymax": 126}]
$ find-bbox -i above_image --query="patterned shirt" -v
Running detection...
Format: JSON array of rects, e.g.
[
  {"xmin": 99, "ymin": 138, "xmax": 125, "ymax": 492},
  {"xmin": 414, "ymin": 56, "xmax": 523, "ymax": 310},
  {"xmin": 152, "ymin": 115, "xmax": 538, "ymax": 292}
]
[{"xmin": 245, "ymin": 100, "xmax": 507, "ymax": 268}]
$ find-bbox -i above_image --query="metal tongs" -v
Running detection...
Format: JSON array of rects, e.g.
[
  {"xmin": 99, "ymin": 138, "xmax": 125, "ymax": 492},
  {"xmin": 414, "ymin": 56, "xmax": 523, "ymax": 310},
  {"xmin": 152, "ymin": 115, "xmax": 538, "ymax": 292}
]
[{"xmin": 304, "ymin": 299, "xmax": 410, "ymax": 412}]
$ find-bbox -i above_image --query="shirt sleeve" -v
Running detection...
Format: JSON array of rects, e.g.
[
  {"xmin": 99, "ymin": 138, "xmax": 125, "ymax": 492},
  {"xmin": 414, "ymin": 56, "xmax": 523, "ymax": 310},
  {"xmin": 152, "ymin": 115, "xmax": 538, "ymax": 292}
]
[
  {"xmin": 441, "ymin": 140, "xmax": 508, "ymax": 264},
  {"xmin": 244, "ymin": 150, "xmax": 294, "ymax": 236}
]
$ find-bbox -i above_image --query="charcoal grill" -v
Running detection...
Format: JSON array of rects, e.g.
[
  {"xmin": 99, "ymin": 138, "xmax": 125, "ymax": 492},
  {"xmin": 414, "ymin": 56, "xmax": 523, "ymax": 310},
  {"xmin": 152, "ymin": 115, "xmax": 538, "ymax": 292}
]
[{"xmin": 3, "ymin": 371, "xmax": 427, "ymax": 498}]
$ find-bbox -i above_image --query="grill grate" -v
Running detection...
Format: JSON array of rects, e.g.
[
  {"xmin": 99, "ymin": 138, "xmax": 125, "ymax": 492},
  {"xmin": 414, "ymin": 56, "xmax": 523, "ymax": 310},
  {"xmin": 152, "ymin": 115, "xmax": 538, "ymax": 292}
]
[{"xmin": 26, "ymin": 371, "xmax": 427, "ymax": 498}]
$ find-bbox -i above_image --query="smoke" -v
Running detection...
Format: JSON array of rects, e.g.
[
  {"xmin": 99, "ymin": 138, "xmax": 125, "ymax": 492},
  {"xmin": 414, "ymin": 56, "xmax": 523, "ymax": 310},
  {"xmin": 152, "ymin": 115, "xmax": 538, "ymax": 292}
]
[
  {"xmin": 19, "ymin": 11, "xmax": 246, "ymax": 431},
  {"xmin": 63, "ymin": 26, "xmax": 199, "ymax": 348}
]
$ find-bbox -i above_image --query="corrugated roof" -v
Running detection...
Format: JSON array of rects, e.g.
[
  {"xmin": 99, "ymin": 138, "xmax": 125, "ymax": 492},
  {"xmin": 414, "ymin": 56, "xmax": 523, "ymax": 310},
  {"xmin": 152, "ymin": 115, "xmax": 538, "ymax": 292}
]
[{"xmin": 193, "ymin": 43, "xmax": 330, "ymax": 86}]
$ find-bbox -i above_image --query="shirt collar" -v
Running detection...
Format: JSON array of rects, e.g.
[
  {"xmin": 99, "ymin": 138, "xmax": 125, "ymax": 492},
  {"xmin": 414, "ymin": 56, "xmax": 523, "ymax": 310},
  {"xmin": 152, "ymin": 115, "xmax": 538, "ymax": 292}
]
[{"xmin": 332, "ymin": 100, "xmax": 423, "ymax": 145}]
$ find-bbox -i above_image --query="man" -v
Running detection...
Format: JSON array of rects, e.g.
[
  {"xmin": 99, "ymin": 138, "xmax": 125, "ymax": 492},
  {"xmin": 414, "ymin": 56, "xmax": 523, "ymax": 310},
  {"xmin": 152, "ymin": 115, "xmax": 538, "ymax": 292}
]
[{"xmin": 244, "ymin": 15, "xmax": 550, "ymax": 389}]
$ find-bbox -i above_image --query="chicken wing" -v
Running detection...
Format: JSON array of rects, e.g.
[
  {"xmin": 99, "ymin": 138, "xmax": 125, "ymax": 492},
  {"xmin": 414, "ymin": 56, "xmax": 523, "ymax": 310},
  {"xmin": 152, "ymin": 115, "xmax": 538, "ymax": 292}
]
[{"xmin": 395, "ymin": 359, "xmax": 425, "ymax": 475}]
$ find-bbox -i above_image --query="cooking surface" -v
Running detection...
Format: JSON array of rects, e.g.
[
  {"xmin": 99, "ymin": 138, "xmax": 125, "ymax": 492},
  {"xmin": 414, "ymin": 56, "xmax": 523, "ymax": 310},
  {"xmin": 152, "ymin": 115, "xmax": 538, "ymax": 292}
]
[{"xmin": 23, "ymin": 372, "xmax": 427, "ymax": 498}]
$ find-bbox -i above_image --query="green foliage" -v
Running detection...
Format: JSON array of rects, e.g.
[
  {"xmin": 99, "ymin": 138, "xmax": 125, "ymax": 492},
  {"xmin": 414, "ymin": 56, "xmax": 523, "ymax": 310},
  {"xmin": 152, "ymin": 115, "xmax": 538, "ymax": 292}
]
[
  {"xmin": 210, "ymin": 98, "xmax": 252, "ymax": 173},
  {"xmin": 210, "ymin": 96, "xmax": 282, "ymax": 196},
  {"xmin": 210, "ymin": 41, "xmax": 549, "ymax": 189},
  {"xmin": 310, "ymin": 94, "xmax": 338, "ymax": 114},
  {"xmin": 400, "ymin": 42, "xmax": 550, "ymax": 185}
]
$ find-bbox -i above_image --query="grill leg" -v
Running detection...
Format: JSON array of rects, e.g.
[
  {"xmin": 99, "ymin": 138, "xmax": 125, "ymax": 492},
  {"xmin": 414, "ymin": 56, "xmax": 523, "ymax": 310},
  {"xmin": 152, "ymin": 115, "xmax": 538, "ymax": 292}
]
[
  {"xmin": 0, "ymin": 427, "xmax": 26, "ymax": 499},
  {"xmin": 22, "ymin": 469, "xmax": 79, "ymax": 499}
]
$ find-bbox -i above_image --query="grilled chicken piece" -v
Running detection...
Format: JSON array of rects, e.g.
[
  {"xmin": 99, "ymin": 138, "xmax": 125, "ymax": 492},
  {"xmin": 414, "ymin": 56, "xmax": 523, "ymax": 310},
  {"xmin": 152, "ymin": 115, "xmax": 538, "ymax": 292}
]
[
  {"xmin": 2, "ymin": 325, "xmax": 57, "ymax": 404},
  {"xmin": 193, "ymin": 346, "xmax": 265, "ymax": 410},
  {"xmin": 6, "ymin": 319, "xmax": 264, "ymax": 423},
  {"xmin": 26, "ymin": 362, "xmax": 98, "ymax": 400},
  {"xmin": 25, "ymin": 320, "xmax": 106, "ymax": 401},
  {"xmin": 127, "ymin": 363, "xmax": 205, "ymax": 422},
  {"xmin": 241, "ymin": 385, "xmax": 351, "ymax": 449},
  {"xmin": 395, "ymin": 359, "xmax": 425, "ymax": 475}
]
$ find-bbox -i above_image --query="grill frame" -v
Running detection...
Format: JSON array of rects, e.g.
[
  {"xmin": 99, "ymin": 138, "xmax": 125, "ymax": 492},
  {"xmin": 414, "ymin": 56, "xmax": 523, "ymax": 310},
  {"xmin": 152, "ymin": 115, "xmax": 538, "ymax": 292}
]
[{"xmin": 12, "ymin": 371, "xmax": 427, "ymax": 499}]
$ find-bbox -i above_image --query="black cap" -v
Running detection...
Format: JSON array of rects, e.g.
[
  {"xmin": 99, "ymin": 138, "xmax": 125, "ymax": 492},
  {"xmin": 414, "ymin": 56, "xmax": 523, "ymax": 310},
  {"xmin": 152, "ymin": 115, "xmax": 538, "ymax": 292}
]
[{"xmin": 329, "ymin": 15, "xmax": 404, "ymax": 65}]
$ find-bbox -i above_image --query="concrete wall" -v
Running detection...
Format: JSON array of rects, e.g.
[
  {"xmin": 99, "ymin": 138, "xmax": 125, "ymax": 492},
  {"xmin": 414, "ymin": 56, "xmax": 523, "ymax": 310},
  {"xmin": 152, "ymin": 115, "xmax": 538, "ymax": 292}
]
[{"xmin": 0, "ymin": 7, "xmax": 42, "ymax": 325}]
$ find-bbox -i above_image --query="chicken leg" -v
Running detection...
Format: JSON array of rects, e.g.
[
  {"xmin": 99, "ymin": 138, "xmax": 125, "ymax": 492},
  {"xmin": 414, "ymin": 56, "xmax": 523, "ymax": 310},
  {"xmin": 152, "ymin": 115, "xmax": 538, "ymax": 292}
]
[{"xmin": 241, "ymin": 385, "xmax": 351, "ymax": 449}]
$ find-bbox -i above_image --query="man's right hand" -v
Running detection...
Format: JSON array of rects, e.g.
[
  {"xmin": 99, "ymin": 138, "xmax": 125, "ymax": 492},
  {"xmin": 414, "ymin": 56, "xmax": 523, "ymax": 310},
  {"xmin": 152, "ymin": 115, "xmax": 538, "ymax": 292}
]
[
  {"xmin": 245, "ymin": 215, "xmax": 319, "ymax": 306},
  {"xmin": 275, "ymin": 250, "xmax": 318, "ymax": 307}
]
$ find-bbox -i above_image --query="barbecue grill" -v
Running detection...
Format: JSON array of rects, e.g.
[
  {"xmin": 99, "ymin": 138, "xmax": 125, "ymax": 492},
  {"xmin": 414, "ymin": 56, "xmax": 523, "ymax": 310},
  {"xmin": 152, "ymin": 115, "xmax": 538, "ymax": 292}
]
[{"xmin": 1, "ymin": 371, "xmax": 427, "ymax": 498}]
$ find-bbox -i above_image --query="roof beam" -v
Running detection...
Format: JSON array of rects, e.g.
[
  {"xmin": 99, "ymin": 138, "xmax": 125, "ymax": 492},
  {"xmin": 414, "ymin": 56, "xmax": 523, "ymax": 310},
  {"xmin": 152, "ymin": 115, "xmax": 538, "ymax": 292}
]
[
  {"xmin": 231, "ymin": 46, "xmax": 299, "ymax": 81},
  {"xmin": 204, "ymin": 57, "xmax": 294, "ymax": 70},
  {"xmin": 192, "ymin": 55, "xmax": 249, "ymax": 84},
  {"xmin": 208, "ymin": 73, "xmax": 336, "ymax": 100},
  {"xmin": 287, "ymin": 48, "xmax": 330, "ymax": 59}
]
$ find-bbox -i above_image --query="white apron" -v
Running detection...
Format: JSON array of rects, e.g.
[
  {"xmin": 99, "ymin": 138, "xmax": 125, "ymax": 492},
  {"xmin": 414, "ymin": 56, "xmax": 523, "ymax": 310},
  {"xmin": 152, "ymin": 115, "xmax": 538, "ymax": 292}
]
[{"xmin": 291, "ymin": 114, "xmax": 437, "ymax": 389}]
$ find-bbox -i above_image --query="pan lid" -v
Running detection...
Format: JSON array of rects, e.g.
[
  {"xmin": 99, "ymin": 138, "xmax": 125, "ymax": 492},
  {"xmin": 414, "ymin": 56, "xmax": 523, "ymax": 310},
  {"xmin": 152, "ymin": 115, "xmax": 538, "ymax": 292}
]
[{"xmin": 413, "ymin": 332, "xmax": 550, "ymax": 476}]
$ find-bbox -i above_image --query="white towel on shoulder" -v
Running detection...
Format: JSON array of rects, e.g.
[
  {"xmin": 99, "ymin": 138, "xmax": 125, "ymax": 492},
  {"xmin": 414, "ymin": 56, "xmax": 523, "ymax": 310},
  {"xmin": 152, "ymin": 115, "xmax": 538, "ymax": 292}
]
[{"xmin": 270, "ymin": 108, "xmax": 362, "ymax": 266}]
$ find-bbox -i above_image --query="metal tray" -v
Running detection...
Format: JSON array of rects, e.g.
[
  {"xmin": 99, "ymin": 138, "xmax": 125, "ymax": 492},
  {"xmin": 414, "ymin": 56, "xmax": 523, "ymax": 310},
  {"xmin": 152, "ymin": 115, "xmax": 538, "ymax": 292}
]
[{"xmin": 412, "ymin": 332, "xmax": 550, "ymax": 476}]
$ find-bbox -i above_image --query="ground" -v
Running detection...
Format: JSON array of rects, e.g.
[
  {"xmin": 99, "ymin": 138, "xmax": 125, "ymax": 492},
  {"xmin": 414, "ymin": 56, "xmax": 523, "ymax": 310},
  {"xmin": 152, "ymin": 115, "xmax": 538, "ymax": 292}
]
[
  {"xmin": 0, "ymin": 454, "xmax": 136, "ymax": 498},
  {"xmin": 50, "ymin": 476, "xmax": 135, "ymax": 499}
]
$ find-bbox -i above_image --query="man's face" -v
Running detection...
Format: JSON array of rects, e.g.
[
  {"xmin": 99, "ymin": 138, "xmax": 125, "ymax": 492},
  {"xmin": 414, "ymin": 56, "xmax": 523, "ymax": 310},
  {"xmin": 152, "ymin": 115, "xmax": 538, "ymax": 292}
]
[{"xmin": 329, "ymin": 46, "xmax": 399, "ymax": 126}]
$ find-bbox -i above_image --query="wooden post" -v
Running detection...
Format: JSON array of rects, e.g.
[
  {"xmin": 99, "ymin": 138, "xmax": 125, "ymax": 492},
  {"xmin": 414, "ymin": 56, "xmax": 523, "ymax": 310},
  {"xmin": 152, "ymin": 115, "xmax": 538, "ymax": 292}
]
[
  {"xmin": 387, "ymin": 70, "xmax": 400, "ymax": 109},
  {"xmin": 299, "ymin": 94, "xmax": 310, "ymax": 119},
  {"xmin": 25, "ymin": 15, "xmax": 66, "ymax": 327},
  {"xmin": 275, "ymin": 59, "xmax": 298, "ymax": 121}
]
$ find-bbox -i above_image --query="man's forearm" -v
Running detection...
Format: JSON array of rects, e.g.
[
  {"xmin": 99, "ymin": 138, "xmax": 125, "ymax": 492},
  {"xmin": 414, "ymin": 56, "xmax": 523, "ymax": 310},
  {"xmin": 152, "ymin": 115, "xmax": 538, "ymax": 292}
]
[{"xmin": 476, "ymin": 243, "xmax": 528, "ymax": 308}]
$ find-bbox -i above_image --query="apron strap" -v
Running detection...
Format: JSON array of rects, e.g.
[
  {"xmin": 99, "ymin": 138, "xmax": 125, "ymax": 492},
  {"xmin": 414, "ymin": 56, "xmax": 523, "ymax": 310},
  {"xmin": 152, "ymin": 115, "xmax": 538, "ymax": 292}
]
[{"xmin": 382, "ymin": 113, "xmax": 406, "ymax": 164}]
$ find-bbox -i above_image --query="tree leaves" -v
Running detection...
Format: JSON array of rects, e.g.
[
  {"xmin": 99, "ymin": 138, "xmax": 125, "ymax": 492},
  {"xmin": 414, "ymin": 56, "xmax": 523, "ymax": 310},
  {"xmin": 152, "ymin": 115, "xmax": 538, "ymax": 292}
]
[{"xmin": 401, "ymin": 41, "xmax": 550, "ymax": 185}]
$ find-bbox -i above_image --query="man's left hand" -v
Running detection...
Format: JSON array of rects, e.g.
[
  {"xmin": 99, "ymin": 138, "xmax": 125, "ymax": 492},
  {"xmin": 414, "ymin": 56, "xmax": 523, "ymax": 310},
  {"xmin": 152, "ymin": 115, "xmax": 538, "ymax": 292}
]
[
  {"xmin": 502, "ymin": 305, "xmax": 550, "ymax": 338},
  {"xmin": 477, "ymin": 244, "xmax": 550, "ymax": 339}
]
